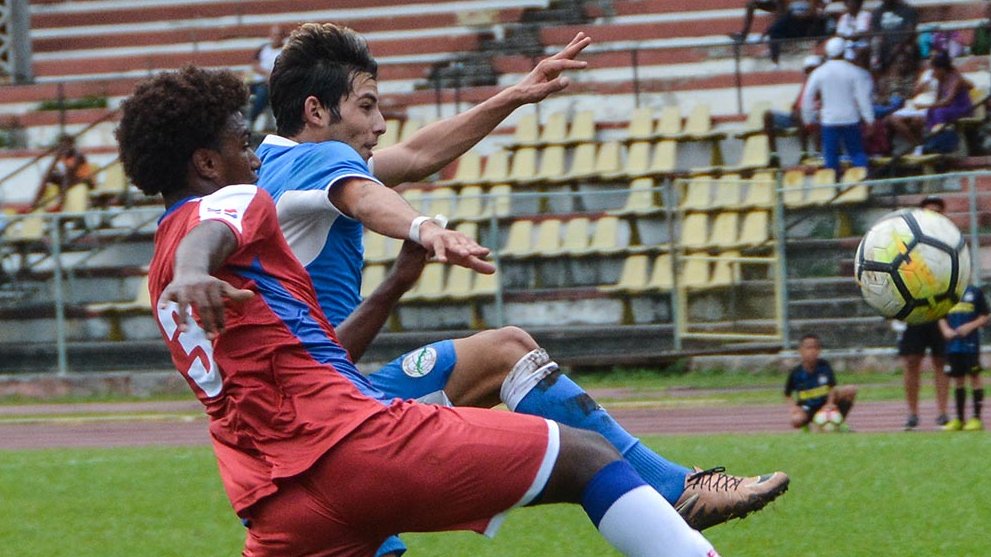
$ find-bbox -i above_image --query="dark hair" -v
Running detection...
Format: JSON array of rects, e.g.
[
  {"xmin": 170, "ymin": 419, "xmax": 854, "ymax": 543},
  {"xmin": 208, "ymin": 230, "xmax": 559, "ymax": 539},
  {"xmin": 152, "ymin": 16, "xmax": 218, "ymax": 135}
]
[
  {"xmin": 931, "ymin": 50, "xmax": 953, "ymax": 71},
  {"xmin": 115, "ymin": 66, "xmax": 247, "ymax": 196},
  {"xmin": 270, "ymin": 23, "xmax": 378, "ymax": 137},
  {"xmin": 919, "ymin": 195, "xmax": 946, "ymax": 211},
  {"xmin": 799, "ymin": 333, "xmax": 821, "ymax": 345}
]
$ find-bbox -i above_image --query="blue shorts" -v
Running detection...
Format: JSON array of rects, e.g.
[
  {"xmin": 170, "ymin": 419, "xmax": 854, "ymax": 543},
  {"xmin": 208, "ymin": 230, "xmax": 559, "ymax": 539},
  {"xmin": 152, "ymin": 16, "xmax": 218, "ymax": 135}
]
[
  {"xmin": 770, "ymin": 110, "xmax": 797, "ymax": 130},
  {"xmin": 368, "ymin": 340, "xmax": 458, "ymax": 402}
]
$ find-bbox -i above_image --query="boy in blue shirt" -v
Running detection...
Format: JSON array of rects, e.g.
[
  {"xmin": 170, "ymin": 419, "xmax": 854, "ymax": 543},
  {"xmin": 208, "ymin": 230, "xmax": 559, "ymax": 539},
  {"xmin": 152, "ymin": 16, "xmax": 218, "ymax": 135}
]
[
  {"xmin": 785, "ymin": 334, "xmax": 858, "ymax": 430},
  {"xmin": 938, "ymin": 285, "xmax": 989, "ymax": 431}
]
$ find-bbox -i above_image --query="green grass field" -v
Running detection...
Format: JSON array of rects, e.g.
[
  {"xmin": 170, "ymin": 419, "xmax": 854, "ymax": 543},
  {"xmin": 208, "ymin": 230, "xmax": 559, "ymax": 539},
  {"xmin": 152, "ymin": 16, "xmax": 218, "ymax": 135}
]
[{"xmin": 2, "ymin": 432, "xmax": 988, "ymax": 557}]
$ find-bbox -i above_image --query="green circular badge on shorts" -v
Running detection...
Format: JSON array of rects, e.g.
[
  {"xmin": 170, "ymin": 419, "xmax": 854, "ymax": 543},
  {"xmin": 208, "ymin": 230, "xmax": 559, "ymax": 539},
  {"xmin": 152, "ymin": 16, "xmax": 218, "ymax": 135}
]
[{"xmin": 402, "ymin": 347, "xmax": 437, "ymax": 378}]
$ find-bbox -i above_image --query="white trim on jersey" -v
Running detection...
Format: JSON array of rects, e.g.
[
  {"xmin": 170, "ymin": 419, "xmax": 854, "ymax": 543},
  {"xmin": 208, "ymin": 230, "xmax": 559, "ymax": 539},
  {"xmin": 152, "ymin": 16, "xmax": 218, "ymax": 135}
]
[{"xmin": 198, "ymin": 184, "xmax": 257, "ymax": 235}]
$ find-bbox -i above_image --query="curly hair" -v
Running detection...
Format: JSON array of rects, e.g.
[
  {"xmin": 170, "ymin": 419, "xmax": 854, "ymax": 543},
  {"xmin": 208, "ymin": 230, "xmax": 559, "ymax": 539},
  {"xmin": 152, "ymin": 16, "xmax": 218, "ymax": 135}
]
[
  {"xmin": 115, "ymin": 66, "xmax": 247, "ymax": 197},
  {"xmin": 270, "ymin": 23, "xmax": 378, "ymax": 137}
]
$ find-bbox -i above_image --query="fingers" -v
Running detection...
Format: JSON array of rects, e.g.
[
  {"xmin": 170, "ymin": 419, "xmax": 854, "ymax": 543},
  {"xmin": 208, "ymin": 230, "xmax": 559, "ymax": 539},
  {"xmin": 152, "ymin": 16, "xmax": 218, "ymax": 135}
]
[
  {"xmin": 159, "ymin": 278, "xmax": 253, "ymax": 339},
  {"xmin": 550, "ymin": 32, "xmax": 592, "ymax": 61}
]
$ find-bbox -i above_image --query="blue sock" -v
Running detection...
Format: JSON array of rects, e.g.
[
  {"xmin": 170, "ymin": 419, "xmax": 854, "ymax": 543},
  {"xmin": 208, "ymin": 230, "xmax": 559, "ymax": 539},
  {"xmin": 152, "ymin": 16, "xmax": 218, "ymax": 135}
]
[
  {"xmin": 514, "ymin": 371, "xmax": 690, "ymax": 504},
  {"xmin": 581, "ymin": 460, "xmax": 645, "ymax": 527}
]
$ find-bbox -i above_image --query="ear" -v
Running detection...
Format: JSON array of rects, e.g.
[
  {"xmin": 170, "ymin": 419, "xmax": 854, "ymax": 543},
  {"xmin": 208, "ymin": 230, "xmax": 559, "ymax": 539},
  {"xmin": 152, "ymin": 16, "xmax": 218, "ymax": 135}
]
[
  {"xmin": 302, "ymin": 96, "xmax": 327, "ymax": 127},
  {"xmin": 190, "ymin": 147, "xmax": 220, "ymax": 181}
]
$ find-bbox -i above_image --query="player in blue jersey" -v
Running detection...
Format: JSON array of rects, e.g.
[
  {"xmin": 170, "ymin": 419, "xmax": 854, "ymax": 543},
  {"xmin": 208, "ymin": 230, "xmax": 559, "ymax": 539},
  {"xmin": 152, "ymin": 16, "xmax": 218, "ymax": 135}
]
[
  {"xmin": 256, "ymin": 23, "xmax": 789, "ymax": 554},
  {"xmin": 938, "ymin": 285, "xmax": 989, "ymax": 431},
  {"xmin": 785, "ymin": 334, "xmax": 857, "ymax": 430}
]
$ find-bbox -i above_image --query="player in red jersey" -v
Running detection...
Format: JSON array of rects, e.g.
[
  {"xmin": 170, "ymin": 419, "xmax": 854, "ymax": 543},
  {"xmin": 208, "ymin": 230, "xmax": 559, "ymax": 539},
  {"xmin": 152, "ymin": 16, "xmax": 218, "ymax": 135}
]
[{"xmin": 117, "ymin": 65, "xmax": 721, "ymax": 557}]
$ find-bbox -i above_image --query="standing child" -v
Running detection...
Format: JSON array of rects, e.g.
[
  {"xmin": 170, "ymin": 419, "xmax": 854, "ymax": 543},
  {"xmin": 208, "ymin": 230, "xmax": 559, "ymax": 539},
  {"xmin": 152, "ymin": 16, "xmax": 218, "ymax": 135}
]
[
  {"xmin": 785, "ymin": 334, "xmax": 858, "ymax": 431},
  {"xmin": 938, "ymin": 284, "xmax": 989, "ymax": 431}
]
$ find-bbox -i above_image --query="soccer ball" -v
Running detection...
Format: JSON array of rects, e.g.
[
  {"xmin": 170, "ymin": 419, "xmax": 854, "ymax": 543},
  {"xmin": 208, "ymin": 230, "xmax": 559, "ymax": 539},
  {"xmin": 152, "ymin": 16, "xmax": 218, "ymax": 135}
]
[
  {"xmin": 855, "ymin": 208, "xmax": 970, "ymax": 325},
  {"xmin": 812, "ymin": 408, "xmax": 843, "ymax": 432}
]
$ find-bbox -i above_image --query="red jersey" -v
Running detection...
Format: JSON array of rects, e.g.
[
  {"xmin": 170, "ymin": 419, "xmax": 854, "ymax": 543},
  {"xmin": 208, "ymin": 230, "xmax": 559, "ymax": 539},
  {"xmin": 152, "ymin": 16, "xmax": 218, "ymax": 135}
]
[{"xmin": 148, "ymin": 185, "xmax": 389, "ymax": 513}]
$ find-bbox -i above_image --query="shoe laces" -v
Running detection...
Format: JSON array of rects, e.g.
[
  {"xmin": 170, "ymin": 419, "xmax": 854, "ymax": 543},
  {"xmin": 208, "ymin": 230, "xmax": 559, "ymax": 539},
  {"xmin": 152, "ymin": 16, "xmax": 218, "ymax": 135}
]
[{"xmin": 685, "ymin": 466, "xmax": 744, "ymax": 492}]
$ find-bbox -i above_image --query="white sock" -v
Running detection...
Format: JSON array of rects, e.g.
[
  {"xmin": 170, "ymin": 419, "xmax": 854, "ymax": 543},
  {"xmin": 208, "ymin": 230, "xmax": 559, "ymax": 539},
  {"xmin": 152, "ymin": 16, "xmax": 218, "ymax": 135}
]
[{"xmin": 598, "ymin": 486, "xmax": 719, "ymax": 557}]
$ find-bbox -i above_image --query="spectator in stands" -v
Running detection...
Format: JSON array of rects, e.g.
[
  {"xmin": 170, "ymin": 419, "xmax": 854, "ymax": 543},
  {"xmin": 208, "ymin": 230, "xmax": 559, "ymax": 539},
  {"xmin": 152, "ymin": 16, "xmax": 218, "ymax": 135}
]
[
  {"xmin": 764, "ymin": 54, "xmax": 821, "ymax": 160},
  {"xmin": 835, "ymin": 0, "xmax": 871, "ymax": 60},
  {"xmin": 38, "ymin": 136, "xmax": 94, "ymax": 208},
  {"xmin": 765, "ymin": 0, "xmax": 827, "ymax": 66},
  {"xmin": 888, "ymin": 50, "xmax": 972, "ymax": 155},
  {"xmin": 260, "ymin": 23, "xmax": 790, "ymax": 557},
  {"xmin": 784, "ymin": 333, "xmax": 857, "ymax": 431},
  {"xmin": 801, "ymin": 36, "xmax": 873, "ymax": 175},
  {"xmin": 730, "ymin": 0, "xmax": 786, "ymax": 43},
  {"xmin": 870, "ymin": 0, "xmax": 918, "ymax": 72},
  {"xmin": 896, "ymin": 195, "xmax": 952, "ymax": 430},
  {"xmin": 246, "ymin": 24, "xmax": 287, "ymax": 131}
]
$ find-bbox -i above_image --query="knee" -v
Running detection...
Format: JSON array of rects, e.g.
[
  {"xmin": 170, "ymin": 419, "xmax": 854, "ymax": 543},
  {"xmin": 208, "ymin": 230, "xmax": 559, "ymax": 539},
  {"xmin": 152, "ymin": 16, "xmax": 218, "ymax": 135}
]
[
  {"xmin": 557, "ymin": 426, "xmax": 622, "ymax": 482},
  {"xmin": 489, "ymin": 326, "xmax": 539, "ymax": 358}
]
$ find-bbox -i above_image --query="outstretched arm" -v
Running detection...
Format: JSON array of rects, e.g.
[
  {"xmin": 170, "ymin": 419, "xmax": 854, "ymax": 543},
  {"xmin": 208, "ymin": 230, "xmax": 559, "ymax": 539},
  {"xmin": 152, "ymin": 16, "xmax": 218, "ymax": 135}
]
[
  {"xmin": 372, "ymin": 32, "xmax": 592, "ymax": 186},
  {"xmin": 336, "ymin": 240, "xmax": 428, "ymax": 361},
  {"xmin": 159, "ymin": 221, "xmax": 254, "ymax": 338}
]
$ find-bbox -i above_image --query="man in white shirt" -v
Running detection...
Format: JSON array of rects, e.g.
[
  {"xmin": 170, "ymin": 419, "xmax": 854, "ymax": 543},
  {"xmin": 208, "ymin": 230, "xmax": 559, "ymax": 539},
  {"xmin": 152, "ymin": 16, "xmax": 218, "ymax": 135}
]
[
  {"xmin": 801, "ymin": 36, "xmax": 874, "ymax": 175},
  {"xmin": 247, "ymin": 25, "xmax": 287, "ymax": 130}
]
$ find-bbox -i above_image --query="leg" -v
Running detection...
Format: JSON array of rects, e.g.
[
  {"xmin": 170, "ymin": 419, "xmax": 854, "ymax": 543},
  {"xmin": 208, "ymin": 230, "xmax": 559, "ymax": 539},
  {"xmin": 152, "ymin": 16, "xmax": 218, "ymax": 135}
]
[
  {"xmin": 789, "ymin": 405, "xmax": 812, "ymax": 428},
  {"xmin": 931, "ymin": 355, "xmax": 949, "ymax": 421},
  {"xmin": 839, "ymin": 124, "xmax": 869, "ymax": 169},
  {"xmin": 902, "ymin": 354, "xmax": 922, "ymax": 418},
  {"xmin": 834, "ymin": 385, "xmax": 858, "ymax": 418},
  {"xmin": 821, "ymin": 125, "xmax": 842, "ymax": 175}
]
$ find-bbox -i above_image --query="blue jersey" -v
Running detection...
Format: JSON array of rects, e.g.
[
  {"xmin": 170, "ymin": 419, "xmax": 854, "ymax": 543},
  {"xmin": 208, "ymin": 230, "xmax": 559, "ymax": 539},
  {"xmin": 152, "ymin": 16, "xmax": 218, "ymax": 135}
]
[
  {"xmin": 785, "ymin": 359, "xmax": 836, "ymax": 411},
  {"xmin": 945, "ymin": 285, "xmax": 989, "ymax": 354},
  {"xmin": 255, "ymin": 135, "xmax": 383, "ymax": 326}
]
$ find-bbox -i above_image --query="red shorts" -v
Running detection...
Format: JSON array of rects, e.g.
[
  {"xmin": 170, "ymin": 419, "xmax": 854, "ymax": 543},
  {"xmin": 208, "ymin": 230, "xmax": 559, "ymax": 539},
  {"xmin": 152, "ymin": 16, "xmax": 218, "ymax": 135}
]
[{"xmin": 242, "ymin": 401, "xmax": 556, "ymax": 557}]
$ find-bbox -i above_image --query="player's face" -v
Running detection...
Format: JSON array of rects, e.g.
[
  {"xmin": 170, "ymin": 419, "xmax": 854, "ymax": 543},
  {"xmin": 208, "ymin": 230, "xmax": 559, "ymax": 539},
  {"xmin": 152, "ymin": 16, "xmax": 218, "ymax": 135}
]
[
  {"xmin": 325, "ymin": 73, "xmax": 386, "ymax": 161},
  {"xmin": 799, "ymin": 338, "xmax": 820, "ymax": 365},
  {"xmin": 214, "ymin": 112, "xmax": 260, "ymax": 187}
]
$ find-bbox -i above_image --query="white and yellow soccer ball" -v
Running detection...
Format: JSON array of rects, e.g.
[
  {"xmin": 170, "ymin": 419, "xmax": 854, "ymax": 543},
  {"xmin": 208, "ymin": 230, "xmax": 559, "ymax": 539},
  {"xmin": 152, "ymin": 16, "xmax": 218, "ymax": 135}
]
[
  {"xmin": 855, "ymin": 208, "xmax": 970, "ymax": 325},
  {"xmin": 812, "ymin": 408, "xmax": 843, "ymax": 432}
]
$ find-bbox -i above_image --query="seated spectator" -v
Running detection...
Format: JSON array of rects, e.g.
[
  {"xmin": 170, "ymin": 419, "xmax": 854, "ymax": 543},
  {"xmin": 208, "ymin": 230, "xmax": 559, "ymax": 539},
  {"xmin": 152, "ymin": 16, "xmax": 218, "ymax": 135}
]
[
  {"xmin": 764, "ymin": 54, "xmax": 822, "ymax": 159},
  {"xmin": 870, "ymin": 0, "xmax": 918, "ymax": 72},
  {"xmin": 785, "ymin": 333, "xmax": 858, "ymax": 431},
  {"xmin": 766, "ymin": 0, "xmax": 827, "ymax": 65},
  {"xmin": 38, "ymin": 137, "xmax": 94, "ymax": 208},
  {"xmin": 835, "ymin": 0, "xmax": 871, "ymax": 60},
  {"xmin": 888, "ymin": 50, "xmax": 972, "ymax": 154}
]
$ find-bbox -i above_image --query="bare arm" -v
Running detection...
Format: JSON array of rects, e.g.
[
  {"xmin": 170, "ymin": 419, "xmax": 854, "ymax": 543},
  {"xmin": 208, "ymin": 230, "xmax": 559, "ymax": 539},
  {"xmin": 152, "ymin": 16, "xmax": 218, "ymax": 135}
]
[
  {"xmin": 938, "ymin": 317, "xmax": 956, "ymax": 339},
  {"xmin": 159, "ymin": 221, "xmax": 254, "ymax": 338},
  {"xmin": 329, "ymin": 177, "xmax": 495, "ymax": 273},
  {"xmin": 955, "ymin": 313, "xmax": 990, "ymax": 337},
  {"xmin": 372, "ymin": 33, "xmax": 591, "ymax": 186},
  {"xmin": 336, "ymin": 240, "xmax": 428, "ymax": 361}
]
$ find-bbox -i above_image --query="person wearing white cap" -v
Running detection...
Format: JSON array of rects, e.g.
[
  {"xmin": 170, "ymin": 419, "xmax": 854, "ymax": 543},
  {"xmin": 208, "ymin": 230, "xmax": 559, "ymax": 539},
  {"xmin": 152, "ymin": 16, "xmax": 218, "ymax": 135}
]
[
  {"xmin": 764, "ymin": 53, "xmax": 822, "ymax": 159},
  {"xmin": 801, "ymin": 36, "xmax": 874, "ymax": 175}
]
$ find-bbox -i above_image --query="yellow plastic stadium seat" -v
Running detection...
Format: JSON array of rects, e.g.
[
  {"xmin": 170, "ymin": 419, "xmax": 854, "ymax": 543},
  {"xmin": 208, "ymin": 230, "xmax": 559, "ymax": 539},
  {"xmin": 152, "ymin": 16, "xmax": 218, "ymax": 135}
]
[
  {"xmin": 833, "ymin": 167, "xmax": 869, "ymax": 204},
  {"xmin": 399, "ymin": 118, "xmax": 423, "ymax": 143},
  {"xmin": 88, "ymin": 274, "xmax": 152, "ymax": 314},
  {"xmin": 376, "ymin": 119, "xmax": 401, "ymax": 150},
  {"xmin": 445, "ymin": 265, "xmax": 474, "ymax": 300},
  {"xmin": 782, "ymin": 169, "xmax": 807, "ymax": 207},
  {"xmin": 402, "ymin": 188, "xmax": 425, "ymax": 212},
  {"xmin": 440, "ymin": 151, "xmax": 483, "ymax": 187},
  {"xmin": 680, "ymin": 213, "xmax": 709, "ymax": 250},
  {"xmin": 534, "ymin": 218, "xmax": 563, "ymax": 256},
  {"xmin": 364, "ymin": 231, "xmax": 399, "ymax": 263},
  {"xmin": 360, "ymin": 264, "xmax": 386, "ymax": 298},
  {"xmin": 708, "ymin": 211, "xmax": 740, "ymax": 248},
  {"xmin": 425, "ymin": 187, "xmax": 457, "ymax": 217},
  {"xmin": 37, "ymin": 183, "xmax": 61, "ymax": 210},
  {"xmin": 601, "ymin": 254, "xmax": 649, "ymax": 293},
  {"xmin": 734, "ymin": 101, "xmax": 772, "ymax": 138},
  {"xmin": 808, "ymin": 169, "xmax": 837, "ymax": 205},
  {"xmin": 534, "ymin": 145, "xmax": 566, "ymax": 184},
  {"xmin": 473, "ymin": 268, "xmax": 498, "ymax": 297},
  {"xmin": 622, "ymin": 141, "xmax": 652, "ymax": 179},
  {"xmin": 710, "ymin": 251, "xmax": 742, "ymax": 286},
  {"xmin": 679, "ymin": 104, "xmax": 726, "ymax": 141},
  {"xmin": 513, "ymin": 113, "xmax": 540, "ymax": 146},
  {"xmin": 91, "ymin": 160, "xmax": 128, "ymax": 203},
  {"xmin": 485, "ymin": 184, "xmax": 513, "ymax": 219},
  {"xmin": 680, "ymin": 257, "xmax": 711, "ymax": 289},
  {"xmin": 480, "ymin": 150, "xmax": 511, "ymax": 185},
  {"xmin": 679, "ymin": 176, "xmax": 712, "ymax": 211},
  {"xmin": 655, "ymin": 105, "xmax": 683, "ymax": 139},
  {"xmin": 539, "ymin": 112, "xmax": 568, "ymax": 145},
  {"xmin": 614, "ymin": 177, "xmax": 662, "ymax": 215},
  {"xmin": 744, "ymin": 172, "xmax": 775, "ymax": 208},
  {"xmin": 594, "ymin": 140, "xmax": 623, "ymax": 178},
  {"xmin": 452, "ymin": 185, "xmax": 484, "ymax": 221},
  {"xmin": 736, "ymin": 134, "xmax": 771, "ymax": 170},
  {"xmin": 408, "ymin": 263, "xmax": 447, "ymax": 301},
  {"xmin": 647, "ymin": 140, "xmax": 677, "ymax": 177},
  {"xmin": 712, "ymin": 174, "xmax": 744, "ymax": 209},
  {"xmin": 3, "ymin": 210, "xmax": 47, "ymax": 243},
  {"xmin": 588, "ymin": 216, "xmax": 621, "ymax": 254},
  {"xmin": 508, "ymin": 147, "xmax": 538, "ymax": 184},
  {"xmin": 626, "ymin": 107, "xmax": 656, "ymax": 141},
  {"xmin": 738, "ymin": 210, "xmax": 770, "ymax": 246},
  {"xmin": 647, "ymin": 253, "xmax": 674, "ymax": 291},
  {"xmin": 563, "ymin": 141, "xmax": 597, "ymax": 182},
  {"xmin": 500, "ymin": 219, "xmax": 534, "ymax": 258},
  {"xmin": 62, "ymin": 183, "xmax": 91, "ymax": 214},
  {"xmin": 567, "ymin": 110, "xmax": 596, "ymax": 144},
  {"xmin": 455, "ymin": 221, "xmax": 478, "ymax": 240},
  {"xmin": 560, "ymin": 217, "xmax": 591, "ymax": 255}
]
